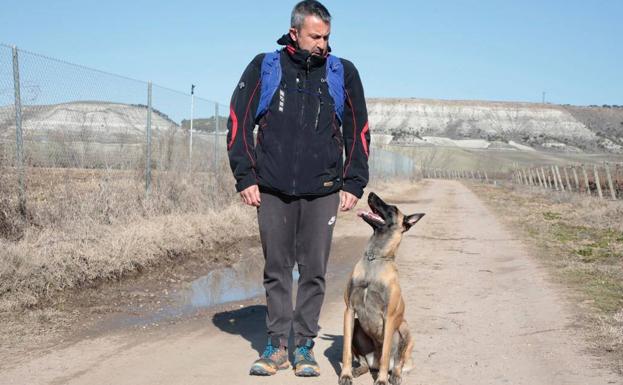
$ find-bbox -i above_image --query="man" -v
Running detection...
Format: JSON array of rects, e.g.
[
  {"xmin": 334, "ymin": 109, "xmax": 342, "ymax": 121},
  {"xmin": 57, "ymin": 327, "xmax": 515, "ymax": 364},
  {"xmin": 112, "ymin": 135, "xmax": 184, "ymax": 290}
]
[{"xmin": 226, "ymin": 0, "xmax": 370, "ymax": 377}]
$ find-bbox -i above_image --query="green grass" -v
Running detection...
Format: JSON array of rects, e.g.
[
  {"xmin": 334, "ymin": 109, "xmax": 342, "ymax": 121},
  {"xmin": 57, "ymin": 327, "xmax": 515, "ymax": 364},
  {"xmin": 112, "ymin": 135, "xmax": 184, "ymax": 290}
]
[
  {"xmin": 543, "ymin": 211, "xmax": 562, "ymax": 220},
  {"xmin": 471, "ymin": 183, "xmax": 623, "ymax": 318},
  {"xmin": 564, "ymin": 269, "xmax": 623, "ymax": 313},
  {"xmin": 388, "ymin": 144, "xmax": 623, "ymax": 174},
  {"xmin": 550, "ymin": 222, "xmax": 623, "ymax": 264}
]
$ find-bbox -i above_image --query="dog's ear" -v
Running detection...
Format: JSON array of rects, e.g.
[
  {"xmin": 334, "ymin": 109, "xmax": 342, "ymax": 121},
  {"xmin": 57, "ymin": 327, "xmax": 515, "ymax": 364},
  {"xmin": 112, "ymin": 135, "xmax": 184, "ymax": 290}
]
[{"xmin": 403, "ymin": 213, "xmax": 425, "ymax": 232}]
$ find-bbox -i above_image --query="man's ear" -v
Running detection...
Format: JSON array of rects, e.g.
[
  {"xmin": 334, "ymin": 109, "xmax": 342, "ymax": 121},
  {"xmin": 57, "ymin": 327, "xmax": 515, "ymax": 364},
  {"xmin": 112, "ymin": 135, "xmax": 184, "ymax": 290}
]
[
  {"xmin": 289, "ymin": 27, "xmax": 298, "ymax": 42},
  {"xmin": 403, "ymin": 213, "xmax": 425, "ymax": 232}
]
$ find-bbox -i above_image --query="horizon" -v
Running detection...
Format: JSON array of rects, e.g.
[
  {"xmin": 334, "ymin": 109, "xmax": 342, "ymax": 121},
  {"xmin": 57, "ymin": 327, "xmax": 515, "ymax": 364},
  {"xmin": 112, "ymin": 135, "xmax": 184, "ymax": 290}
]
[{"xmin": 2, "ymin": 1, "xmax": 622, "ymax": 106}]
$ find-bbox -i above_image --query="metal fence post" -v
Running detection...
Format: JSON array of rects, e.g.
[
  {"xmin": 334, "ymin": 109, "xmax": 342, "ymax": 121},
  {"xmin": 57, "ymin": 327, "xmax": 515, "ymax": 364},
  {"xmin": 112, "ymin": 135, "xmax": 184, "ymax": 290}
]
[
  {"xmin": 189, "ymin": 84, "xmax": 195, "ymax": 173},
  {"xmin": 12, "ymin": 46, "xmax": 26, "ymax": 216},
  {"xmin": 214, "ymin": 102, "xmax": 219, "ymax": 175},
  {"xmin": 145, "ymin": 81, "xmax": 152, "ymax": 195}
]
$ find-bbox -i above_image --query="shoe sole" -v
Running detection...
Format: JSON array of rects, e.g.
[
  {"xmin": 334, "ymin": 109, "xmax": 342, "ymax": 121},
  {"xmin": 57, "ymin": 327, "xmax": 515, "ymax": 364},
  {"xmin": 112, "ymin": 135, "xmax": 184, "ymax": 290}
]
[
  {"xmin": 249, "ymin": 362, "xmax": 290, "ymax": 376},
  {"xmin": 294, "ymin": 366, "xmax": 320, "ymax": 377}
]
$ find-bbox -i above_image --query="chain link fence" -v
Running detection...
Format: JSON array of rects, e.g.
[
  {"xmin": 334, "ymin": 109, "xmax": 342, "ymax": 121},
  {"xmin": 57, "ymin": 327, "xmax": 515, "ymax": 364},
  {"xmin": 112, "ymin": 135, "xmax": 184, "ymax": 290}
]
[
  {"xmin": 0, "ymin": 44, "xmax": 20, "ymax": 222},
  {"xmin": 368, "ymin": 146, "xmax": 417, "ymax": 182},
  {"xmin": 0, "ymin": 43, "xmax": 432, "ymax": 313},
  {"xmin": 0, "ymin": 44, "xmax": 233, "ymax": 236},
  {"xmin": 0, "ymin": 43, "xmax": 418, "ymax": 236}
]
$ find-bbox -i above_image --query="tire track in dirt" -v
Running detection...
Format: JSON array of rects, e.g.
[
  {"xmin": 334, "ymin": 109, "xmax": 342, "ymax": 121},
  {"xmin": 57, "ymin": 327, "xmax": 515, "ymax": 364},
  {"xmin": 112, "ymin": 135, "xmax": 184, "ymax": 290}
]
[{"xmin": 0, "ymin": 180, "xmax": 619, "ymax": 384}]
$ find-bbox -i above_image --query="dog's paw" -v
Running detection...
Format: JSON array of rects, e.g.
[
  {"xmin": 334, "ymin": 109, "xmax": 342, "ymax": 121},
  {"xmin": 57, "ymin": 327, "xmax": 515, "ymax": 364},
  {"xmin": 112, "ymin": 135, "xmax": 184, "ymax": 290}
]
[
  {"xmin": 374, "ymin": 379, "xmax": 388, "ymax": 385},
  {"xmin": 402, "ymin": 357, "xmax": 414, "ymax": 373},
  {"xmin": 389, "ymin": 373, "xmax": 402, "ymax": 385},
  {"xmin": 338, "ymin": 373, "xmax": 353, "ymax": 385}
]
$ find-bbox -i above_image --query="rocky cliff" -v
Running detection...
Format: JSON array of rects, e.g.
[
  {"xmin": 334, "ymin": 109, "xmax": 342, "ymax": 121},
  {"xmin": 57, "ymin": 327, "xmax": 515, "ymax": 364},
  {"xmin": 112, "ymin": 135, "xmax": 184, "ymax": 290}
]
[
  {"xmin": 2, "ymin": 99, "xmax": 622, "ymax": 153},
  {"xmin": 0, "ymin": 101, "xmax": 179, "ymax": 143},
  {"xmin": 367, "ymin": 98, "xmax": 623, "ymax": 153}
]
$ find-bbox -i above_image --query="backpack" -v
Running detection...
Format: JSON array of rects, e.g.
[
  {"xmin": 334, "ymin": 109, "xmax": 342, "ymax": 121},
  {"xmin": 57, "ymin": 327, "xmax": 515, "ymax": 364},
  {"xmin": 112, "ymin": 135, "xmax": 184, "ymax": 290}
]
[{"xmin": 255, "ymin": 50, "xmax": 345, "ymax": 125}]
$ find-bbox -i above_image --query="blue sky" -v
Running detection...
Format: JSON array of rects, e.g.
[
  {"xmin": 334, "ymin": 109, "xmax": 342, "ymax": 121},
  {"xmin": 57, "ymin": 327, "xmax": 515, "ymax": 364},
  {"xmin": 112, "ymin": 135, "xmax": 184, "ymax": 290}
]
[{"xmin": 2, "ymin": 0, "xmax": 622, "ymax": 107}]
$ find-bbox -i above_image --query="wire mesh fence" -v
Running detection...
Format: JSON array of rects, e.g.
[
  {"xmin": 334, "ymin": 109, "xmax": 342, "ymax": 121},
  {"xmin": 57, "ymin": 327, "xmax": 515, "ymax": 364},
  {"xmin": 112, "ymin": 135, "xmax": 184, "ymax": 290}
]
[
  {"xmin": 368, "ymin": 146, "xmax": 417, "ymax": 182},
  {"xmin": 0, "ymin": 44, "xmax": 235, "ymax": 236},
  {"xmin": 0, "ymin": 44, "xmax": 20, "ymax": 217},
  {"xmin": 0, "ymin": 43, "xmax": 421, "ymax": 236}
]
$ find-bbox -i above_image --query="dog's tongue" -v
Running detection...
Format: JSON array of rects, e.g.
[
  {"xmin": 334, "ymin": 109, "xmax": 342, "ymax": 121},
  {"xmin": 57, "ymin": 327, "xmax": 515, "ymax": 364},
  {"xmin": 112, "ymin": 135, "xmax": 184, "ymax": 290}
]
[{"xmin": 357, "ymin": 210, "xmax": 385, "ymax": 224}]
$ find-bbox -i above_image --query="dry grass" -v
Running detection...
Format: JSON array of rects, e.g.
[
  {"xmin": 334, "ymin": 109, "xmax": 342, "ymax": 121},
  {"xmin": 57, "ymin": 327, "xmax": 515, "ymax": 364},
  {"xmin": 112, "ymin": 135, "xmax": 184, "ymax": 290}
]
[
  {"xmin": 471, "ymin": 182, "xmax": 623, "ymax": 372},
  {"xmin": 0, "ymin": 143, "xmax": 418, "ymax": 314},
  {"xmin": 0, "ymin": 164, "xmax": 257, "ymax": 312}
]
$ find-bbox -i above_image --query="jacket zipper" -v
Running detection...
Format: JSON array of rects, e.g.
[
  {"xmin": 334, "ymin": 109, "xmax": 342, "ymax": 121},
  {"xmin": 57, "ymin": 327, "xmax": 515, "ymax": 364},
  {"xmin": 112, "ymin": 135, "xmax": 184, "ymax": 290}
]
[
  {"xmin": 314, "ymin": 83, "xmax": 322, "ymax": 131},
  {"xmin": 292, "ymin": 56, "xmax": 312, "ymax": 195}
]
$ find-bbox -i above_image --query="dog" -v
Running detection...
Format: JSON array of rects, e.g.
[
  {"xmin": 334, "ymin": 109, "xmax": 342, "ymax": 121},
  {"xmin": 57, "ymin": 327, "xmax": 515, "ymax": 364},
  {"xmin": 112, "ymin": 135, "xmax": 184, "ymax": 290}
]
[{"xmin": 339, "ymin": 192, "xmax": 425, "ymax": 385}]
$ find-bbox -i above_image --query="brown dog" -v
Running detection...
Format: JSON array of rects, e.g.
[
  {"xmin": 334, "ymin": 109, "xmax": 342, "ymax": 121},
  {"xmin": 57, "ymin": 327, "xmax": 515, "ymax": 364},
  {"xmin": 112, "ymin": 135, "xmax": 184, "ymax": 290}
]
[{"xmin": 339, "ymin": 192, "xmax": 425, "ymax": 385}]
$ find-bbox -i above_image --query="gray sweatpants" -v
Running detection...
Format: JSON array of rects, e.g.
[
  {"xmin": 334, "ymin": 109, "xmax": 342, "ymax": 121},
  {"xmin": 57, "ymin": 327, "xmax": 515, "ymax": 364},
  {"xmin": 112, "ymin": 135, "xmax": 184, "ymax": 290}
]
[{"xmin": 258, "ymin": 191, "xmax": 340, "ymax": 348}]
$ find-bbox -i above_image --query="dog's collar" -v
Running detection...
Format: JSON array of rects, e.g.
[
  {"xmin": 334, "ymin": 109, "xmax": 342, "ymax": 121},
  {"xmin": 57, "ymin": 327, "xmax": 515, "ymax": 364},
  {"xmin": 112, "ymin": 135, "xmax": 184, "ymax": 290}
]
[{"xmin": 365, "ymin": 251, "xmax": 394, "ymax": 262}]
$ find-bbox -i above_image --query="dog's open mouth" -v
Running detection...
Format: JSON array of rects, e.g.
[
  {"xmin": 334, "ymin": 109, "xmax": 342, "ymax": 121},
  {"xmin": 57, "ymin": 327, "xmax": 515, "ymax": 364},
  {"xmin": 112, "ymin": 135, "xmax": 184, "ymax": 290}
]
[{"xmin": 357, "ymin": 207, "xmax": 386, "ymax": 225}]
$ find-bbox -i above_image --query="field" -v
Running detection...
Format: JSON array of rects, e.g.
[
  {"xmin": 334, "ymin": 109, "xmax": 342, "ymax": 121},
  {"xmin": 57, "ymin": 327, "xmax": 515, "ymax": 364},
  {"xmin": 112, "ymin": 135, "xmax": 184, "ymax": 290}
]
[
  {"xmin": 471, "ymin": 181, "xmax": 623, "ymax": 373},
  {"xmin": 0, "ymin": 162, "xmax": 254, "ymax": 312},
  {"xmin": 2, "ymin": 145, "xmax": 622, "ymax": 311},
  {"xmin": 1, "ymin": 143, "xmax": 622, "ymax": 380},
  {"xmin": 393, "ymin": 144, "xmax": 623, "ymax": 173}
]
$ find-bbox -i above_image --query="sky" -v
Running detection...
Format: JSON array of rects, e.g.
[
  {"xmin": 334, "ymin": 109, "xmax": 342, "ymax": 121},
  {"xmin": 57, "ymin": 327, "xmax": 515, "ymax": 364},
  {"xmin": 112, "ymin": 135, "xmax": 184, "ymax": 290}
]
[{"xmin": 1, "ymin": 0, "xmax": 622, "ymax": 108}]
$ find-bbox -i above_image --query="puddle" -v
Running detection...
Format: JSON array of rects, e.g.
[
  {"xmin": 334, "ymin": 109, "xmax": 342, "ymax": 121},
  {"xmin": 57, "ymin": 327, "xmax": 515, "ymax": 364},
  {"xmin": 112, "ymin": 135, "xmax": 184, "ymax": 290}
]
[
  {"xmin": 185, "ymin": 256, "xmax": 265, "ymax": 308},
  {"xmin": 95, "ymin": 236, "xmax": 369, "ymax": 332},
  {"xmin": 104, "ymin": 254, "xmax": 302, "ymax": 329},
  {"xmin": 183, "ymin": 258, "xmax": 300, "ymax": 309}
]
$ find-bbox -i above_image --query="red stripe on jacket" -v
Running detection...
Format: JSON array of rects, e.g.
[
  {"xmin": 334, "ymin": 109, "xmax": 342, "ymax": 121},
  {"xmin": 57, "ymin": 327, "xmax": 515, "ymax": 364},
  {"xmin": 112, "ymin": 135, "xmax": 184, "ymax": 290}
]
[
  {"xmin": 227, "ymin": 105, "xmax": 238, "ymax": 150},
  {"xmin": 241, "ymin": 80, "xmax": 261, "ymax": 166},
  {"xmin": 343, "ymin": 90, "xmax": 357, "ymax": 178},
  {"xmin": 360, "ymin": 121, "xmax": 369, "ymax": 157}
]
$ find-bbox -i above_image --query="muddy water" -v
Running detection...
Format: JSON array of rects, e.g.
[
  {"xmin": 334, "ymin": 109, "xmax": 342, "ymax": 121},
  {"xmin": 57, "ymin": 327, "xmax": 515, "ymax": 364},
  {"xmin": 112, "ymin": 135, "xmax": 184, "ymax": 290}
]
[
  {"xmin": 97, "ymin": 235, "xmax": 366, "ymax": 331},
  {"xmin": 183, "ymin": 256, "xmax": 300, "ymax": 309},
  {"xmin": 166, "ymin": 236, "xmax": 366, "ymax": 318},
  {"xmin": 183, "ymin": 254, "xmax": 265, "ymax": 309}
]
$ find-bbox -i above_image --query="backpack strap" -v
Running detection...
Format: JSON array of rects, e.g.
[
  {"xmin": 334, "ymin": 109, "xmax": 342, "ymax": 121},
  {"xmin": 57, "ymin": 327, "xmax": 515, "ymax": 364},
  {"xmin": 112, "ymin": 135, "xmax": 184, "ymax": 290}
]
[
  {"xmin": 326, "ymin": 54, "xmax": 345, "ymax": 125},
  {"xmin": 256, "ymin": 51, "xmax": 345, "ymax": 125},
  {"xmin": 255, "ymin": 50, "xmax": 282, "ymax": 120}
]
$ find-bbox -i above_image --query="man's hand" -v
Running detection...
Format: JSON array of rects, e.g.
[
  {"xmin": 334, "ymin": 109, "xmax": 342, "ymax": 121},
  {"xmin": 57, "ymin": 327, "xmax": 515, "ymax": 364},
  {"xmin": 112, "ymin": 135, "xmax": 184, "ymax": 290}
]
[
  {"xmin": 340, "ymin": 191, "xmax": 358, "ymax": 211},
  {"xmin": 240, "ymin": 185, "xmax": 261, "ymax": 207}
]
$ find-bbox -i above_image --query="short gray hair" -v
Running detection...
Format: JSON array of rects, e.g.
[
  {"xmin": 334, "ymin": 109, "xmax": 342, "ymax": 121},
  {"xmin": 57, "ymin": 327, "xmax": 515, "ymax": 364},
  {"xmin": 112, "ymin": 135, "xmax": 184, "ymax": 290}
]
[{"xmin": 291, "ymin": 0, "xmax": 331, "ymax": 30}]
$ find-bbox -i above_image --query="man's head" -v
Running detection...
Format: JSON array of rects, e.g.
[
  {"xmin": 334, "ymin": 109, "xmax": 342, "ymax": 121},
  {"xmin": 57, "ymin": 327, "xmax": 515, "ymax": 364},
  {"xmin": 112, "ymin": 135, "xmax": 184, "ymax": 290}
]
[{"xmin": 289, "ymin": 0, "xmax": 331, "ymax": 57}]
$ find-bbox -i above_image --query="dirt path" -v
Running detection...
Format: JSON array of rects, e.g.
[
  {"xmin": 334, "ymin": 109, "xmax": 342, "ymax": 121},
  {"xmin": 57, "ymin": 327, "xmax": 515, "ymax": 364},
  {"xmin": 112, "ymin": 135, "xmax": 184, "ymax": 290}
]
[{"xmin": 0, "ymin": 180, "xmax": 620, "ymax": 385}]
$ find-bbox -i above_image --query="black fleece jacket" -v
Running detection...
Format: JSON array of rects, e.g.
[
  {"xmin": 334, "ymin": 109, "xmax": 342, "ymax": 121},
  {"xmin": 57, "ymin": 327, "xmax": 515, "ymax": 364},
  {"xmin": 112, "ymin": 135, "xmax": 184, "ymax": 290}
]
[{"xmin": 226, "ymin": 34, "xmax": 370, "ymax": 198}]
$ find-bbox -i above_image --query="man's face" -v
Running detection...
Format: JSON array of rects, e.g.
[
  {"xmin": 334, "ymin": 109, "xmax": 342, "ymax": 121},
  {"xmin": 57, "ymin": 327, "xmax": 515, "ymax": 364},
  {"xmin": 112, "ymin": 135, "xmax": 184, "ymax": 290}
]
[{"xmin": 289, "ymin": 15, "xmax": 331, "ymax": 56}]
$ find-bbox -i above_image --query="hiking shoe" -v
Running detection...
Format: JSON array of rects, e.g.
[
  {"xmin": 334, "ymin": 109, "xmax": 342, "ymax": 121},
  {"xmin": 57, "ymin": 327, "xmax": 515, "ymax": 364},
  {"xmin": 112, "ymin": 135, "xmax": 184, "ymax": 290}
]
[
  {"xmin": 249, "ymin": 338, "xmax": 289, "ymax": 376},
  {"xmin": 293, "ymin": 340, "xmax": 320, "ymax": 377}
]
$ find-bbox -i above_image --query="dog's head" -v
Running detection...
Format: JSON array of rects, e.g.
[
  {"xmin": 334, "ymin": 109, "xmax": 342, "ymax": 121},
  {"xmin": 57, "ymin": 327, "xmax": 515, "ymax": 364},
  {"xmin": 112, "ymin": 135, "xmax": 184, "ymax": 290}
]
[{"xmin": 358, "ymin": 192, "xmax": 425, "ymax": 234}]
